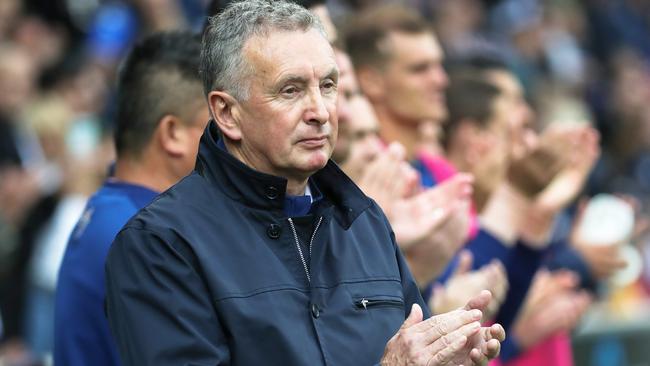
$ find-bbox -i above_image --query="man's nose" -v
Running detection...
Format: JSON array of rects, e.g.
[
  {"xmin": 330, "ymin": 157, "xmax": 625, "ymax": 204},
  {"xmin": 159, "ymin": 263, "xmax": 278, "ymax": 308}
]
[
  {"xmin": 304, "ymin": 88, "xmax": 330, "ymax": 124},
  {"xmin": 433, "ymin": 66, "xmax": 449, "ymax": 89}
]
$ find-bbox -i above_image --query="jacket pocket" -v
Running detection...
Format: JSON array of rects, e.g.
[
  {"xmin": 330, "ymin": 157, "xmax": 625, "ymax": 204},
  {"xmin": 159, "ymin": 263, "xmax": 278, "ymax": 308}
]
[{"xmin": 354, "ymin": 296, "xmax": 404, "ymax": 311}]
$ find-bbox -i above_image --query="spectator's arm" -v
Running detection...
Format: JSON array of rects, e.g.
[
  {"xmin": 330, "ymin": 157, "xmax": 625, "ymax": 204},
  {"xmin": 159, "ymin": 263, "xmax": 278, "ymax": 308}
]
[{"xmin": 105, "ymin": 226, "xmax": 230, "ymax": 365}]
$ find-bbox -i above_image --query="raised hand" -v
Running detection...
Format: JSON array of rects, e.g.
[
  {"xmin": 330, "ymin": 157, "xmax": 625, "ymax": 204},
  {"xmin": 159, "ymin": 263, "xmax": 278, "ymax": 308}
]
[
  {"xmin": 429, "ymin": 251, "xmax": 508, "ymax": 320},
  {"xmin": 358, "ymin": 142, "xmax": 419, "ymax": 215},
  {"xmin": 392, "ymin": 174, "xmax": 473, "ymax": 249},
  {"xmin": 511, "ymin": 270, "xmax": 592, "ymax": 350},
  {"xmin": 535, "ymin": 125, "xmax": 600, "ymax": 215},
  {"xmin": 400, "ymin": 175, "xmax": 474, "ymax": 285},
  {"xmin": 381, "ymin": 291, "xmax": 505, "ymax": 366}
]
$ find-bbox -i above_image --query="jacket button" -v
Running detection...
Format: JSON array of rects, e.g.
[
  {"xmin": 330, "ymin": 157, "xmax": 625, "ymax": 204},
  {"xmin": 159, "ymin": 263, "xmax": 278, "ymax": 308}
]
[
  {"xmin": 265, "ymin": 186, "xmax": 279, "ymax": 200},
  {"xmin": 311, "ymin": 303, "xmax": 320, "ymax": 319},
  {"xmin": 267, "ymin": 224, "xmax": 281, "ymax": 239}
]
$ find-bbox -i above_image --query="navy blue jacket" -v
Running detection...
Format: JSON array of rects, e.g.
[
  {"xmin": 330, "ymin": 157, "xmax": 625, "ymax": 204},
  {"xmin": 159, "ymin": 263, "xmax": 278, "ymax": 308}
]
[{"xmin": 105, "ymin": 121, "xmax": 427, "ymax": 365}]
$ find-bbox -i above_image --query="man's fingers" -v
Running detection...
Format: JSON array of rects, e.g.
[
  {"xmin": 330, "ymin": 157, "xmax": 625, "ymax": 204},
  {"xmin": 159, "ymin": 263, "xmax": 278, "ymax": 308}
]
[
  {"xmin": 463, "ymin": 290, "xmax": 492, "ymax": 312},
  {"xmin": 425, "ymin": 321, "xmax": 481, "ymax": 355},
  {"xmin": 426, "ymin": 334, "xmax": 468, "ymax": 366},
  {"xmin": 488, "ymin": 323, "xmax": 506, "ymax": 342},
  {"xmin": 453, "ymin": 250, "xmax": 473, "ymax": 277},
  {"xmin": 401, "ymin": 303, "xmax": 424, "ymax": 330},
  {"xmin": 469, "ymin": 347, "xmax": 489, "ymax": 366},
  {"xmin": 484, "ymin": 339, "xmax": 502, "ymax": 360},
  {"xmin": 410, "ymin": 307, "xmax": 482, "ymax": 336}
]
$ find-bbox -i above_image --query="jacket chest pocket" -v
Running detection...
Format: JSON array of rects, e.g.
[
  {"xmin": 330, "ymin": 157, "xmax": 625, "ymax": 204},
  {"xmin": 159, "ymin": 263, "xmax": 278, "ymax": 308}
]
[{"xmin": 353, "ymin": 295, "xmax": 404, "ymax": 311}]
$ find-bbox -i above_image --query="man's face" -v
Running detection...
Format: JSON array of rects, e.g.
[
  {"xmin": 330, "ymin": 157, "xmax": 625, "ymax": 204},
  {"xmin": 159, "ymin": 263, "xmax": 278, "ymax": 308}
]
[
  {"xmin": 380, "ymin": 31, "xmax": 449, "ymax": 124},
  {"xmin": 234, "ymin": 29, "xmax": 338, "ymax": 180},
  {"xmin": 485, "ymin": 70, "xmax": 535, "ymax": 160},
  {"xmin": 341, "ymin": 95, "xmax": 383, "ymax": 181},
  {"xmin": 0, "ymin": 50, "xmax": 35, "ymax": 115},
  {"xmin": 331, "ymin": 49, "xmax": 357, "ymax": 163},
  {"xmin": 472, "ymin": 95, "xmax": 512, "ymax": 195}
]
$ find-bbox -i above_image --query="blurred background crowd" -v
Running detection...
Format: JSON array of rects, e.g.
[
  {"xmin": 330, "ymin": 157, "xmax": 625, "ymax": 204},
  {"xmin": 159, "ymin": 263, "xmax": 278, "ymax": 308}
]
[{"xmin": 0, "ymin": 0, "xmax": 649, "ymax": 365}]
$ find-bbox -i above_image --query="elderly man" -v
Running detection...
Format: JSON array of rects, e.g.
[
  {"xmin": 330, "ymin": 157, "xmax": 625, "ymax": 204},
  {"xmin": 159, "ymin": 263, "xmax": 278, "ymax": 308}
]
[
  {"xmin": 55, "ymin": 31, "xmax": 209, "ymax": 366},
  {"xmin": 105, "ymin": 1, "xmax": 504, "ymax": 365}
]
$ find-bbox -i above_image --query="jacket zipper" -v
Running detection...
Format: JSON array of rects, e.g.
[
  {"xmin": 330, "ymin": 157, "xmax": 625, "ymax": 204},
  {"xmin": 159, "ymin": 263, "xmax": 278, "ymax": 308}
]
[
  {"xmin": 287, "ymin": 216, "xmax": 323, "ymax": 284},
  {"xmin": 354, "ymin": 298, "xmax": 404, "ymax": 310}
]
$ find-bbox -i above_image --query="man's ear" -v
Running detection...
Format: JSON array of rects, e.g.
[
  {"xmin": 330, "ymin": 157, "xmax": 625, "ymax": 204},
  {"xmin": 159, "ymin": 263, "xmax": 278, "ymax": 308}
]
[
  {"xmin": 208, "ymin": 91, "xmax": 242, "ymax": 141},
  {"xmin": 357, "ymin": 67, "xmax": 386, "ymax": 102},
  {"xmin": 157, "ymin": 114, "xmax": 186, "ymax": 157}
]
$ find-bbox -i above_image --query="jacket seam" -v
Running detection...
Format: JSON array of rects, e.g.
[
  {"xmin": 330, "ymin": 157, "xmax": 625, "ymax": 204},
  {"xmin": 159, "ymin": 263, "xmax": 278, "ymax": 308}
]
[{"xmin": 215, "ymin": 277, "xmax": 401, "ymax": 301}]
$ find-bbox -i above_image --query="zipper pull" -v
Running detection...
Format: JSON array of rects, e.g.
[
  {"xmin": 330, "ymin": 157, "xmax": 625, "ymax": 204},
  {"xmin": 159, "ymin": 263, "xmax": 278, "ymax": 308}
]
[{"xmin": 361, "ymin": 298, "xmax": 368, "ymax": 310}]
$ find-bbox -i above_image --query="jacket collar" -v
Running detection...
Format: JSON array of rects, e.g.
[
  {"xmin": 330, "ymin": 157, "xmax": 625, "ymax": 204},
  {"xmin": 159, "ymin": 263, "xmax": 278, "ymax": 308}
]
[{"xmin": 195, "ymin": 121, "xmax": 372, "ymax": 228}]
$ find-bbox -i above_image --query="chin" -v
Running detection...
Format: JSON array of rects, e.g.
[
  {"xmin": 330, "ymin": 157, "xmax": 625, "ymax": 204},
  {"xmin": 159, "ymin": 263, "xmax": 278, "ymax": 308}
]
[{"xmin": 303, "ymin": 151, "xmax": 330, "ymax": 172}]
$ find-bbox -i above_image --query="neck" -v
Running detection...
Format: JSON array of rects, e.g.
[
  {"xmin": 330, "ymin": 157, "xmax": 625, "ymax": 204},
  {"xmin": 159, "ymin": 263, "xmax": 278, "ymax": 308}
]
[
  {"xmin": 286, "ymin": 178, "xmax": 308, "ymax": 196},
  {"xmin": 113, "ymin": 156, "xmax": 174, "ymax": 193},
  {"xmin": 373, "ymin": 103, "xmax": 422, "ymax": 160}
]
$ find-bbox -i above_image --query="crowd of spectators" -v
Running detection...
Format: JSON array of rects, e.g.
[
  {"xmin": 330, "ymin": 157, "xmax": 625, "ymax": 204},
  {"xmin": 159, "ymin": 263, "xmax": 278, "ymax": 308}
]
[{"xmin": 1, "ymin": 0, "xmax": 650, "ymax": 365}]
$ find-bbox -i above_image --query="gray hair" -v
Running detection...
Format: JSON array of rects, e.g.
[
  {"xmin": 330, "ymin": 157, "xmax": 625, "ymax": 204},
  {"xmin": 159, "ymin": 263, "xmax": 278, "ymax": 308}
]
[{"xmin": 200, "ymin": 0, "xmax": 327, "ymax": 101}]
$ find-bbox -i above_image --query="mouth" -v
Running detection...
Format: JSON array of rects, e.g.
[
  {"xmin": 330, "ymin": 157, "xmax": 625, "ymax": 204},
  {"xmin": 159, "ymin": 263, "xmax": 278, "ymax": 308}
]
[{"xmin": 297, "ymin": 135, "xmax": 329, "ymax": 148}]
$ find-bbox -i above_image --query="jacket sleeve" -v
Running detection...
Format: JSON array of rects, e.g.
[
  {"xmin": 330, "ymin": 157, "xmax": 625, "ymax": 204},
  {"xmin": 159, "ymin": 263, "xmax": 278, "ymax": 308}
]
[{"xmin": 105, "ymin": 226, "xmax": 230, "ymax": 366}]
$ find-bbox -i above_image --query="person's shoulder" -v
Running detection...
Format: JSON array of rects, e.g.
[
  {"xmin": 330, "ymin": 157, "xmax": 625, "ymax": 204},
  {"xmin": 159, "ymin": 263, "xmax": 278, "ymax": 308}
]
[
  {"xmin": 67, "ymin": 184, "xmax": 141, "ymax": 247},
  {"xmin": 106, "ymin": 177, "xmax": 208, "ymax": 271},
  {"xmin": 349, "ymin": 197, "xmax": 394, "ymax": 239},
  {"xmin": 117, "ymin": 172, "xmax": 218, "ymax": 237}
]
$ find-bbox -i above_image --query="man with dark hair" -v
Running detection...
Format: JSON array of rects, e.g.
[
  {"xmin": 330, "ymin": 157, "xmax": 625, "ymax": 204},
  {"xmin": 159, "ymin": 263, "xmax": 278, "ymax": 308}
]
[
  {"xmin": 54, "ymin": 31, "xmax": 209, "ymax": 366},
  {"xmin": 345, "ymin": 4, "xmax": 477, "ymax": 291},
  {"xmin": 346, "ymin": 4, "xmax": 449, "ymax": 159},
  {"xmin": 442, "ymin": 77, "xmax": 508, "ymax": 212},
  {"xmin": 345, "ymin": 7, "xmax": 580, "ymax": 365},
  {"xmin": 105, "ymin": 1, "xmax": 504, "ymax": 365}
]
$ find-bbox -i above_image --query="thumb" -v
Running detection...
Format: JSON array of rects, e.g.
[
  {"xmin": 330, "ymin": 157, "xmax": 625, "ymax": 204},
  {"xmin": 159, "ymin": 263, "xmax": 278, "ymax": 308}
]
[
  {"xmin": 402, "ymin": 303, "xmax": 424, "ymax": 329},
  {"xmin": 453, "ymin": 250, "xmax": 473, "ymax": 277}
]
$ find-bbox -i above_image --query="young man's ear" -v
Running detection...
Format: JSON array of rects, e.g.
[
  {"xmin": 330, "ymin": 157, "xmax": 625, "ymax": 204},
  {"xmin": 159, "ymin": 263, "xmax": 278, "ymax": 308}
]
[
  {"xmin": 157, "ymin": 115, "xmax": 186, "ymax": 157},
  {"xmin": 208, "ymin": 91, "xmax": 242, "ymax": 141}
]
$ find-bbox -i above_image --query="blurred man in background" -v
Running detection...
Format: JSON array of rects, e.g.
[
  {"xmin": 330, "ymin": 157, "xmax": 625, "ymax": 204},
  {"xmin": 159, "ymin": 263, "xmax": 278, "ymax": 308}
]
[{"xmin": 54, "ymin": 31, "xmax": 208, "ymax": 366}]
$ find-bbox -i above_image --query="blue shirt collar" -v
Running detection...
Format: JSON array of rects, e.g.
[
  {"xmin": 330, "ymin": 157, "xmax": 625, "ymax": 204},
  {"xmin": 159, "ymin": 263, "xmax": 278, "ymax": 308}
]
[{"xmin": 104, "ymin": 180, "xmax": 159, "ymax": 209}]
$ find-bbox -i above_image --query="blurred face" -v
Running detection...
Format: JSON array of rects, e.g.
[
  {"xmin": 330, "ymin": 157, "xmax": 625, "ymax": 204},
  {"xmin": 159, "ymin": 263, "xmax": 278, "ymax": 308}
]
[
  {"xmin": 472, "ymin": 96, "xmax": 512, "ymax": 196},
  {"xmin": 381, "ymin": 31, "xmax": 449, "ymax": 124},
  {"xmin": 485, "ymin": 70, "xmax": 535, "ymax": 160},
  {"xmin": 0, "ymin": 50, "xmax": 35, "ymax": 115},
  {"xmin": 310, "ymin": 4, "xmax": 337, "ymax": 43},
  {"xmin": 232, "ymin": 29, "xmax": 338, "ymax": 181},
  {"xmin": 341, "ymin": 95, "xmax": 384, "ymax": 181},
  {"xmin": 332, "ymin": 49, "xmax": 357, "ymax": 163}
]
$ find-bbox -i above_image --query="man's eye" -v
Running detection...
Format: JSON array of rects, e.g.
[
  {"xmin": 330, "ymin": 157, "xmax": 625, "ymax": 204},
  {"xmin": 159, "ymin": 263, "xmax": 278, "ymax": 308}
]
[
  {"xmin": 281, "ymin": 87, "xmax": 299, "ymax": 96},
  {"xmin": 321, "ymin": 81, "xmax": 336, "ymax": 91},
  {"xmin": 409, "ymin": 64, "xmax": 430, "ymax": 74}
]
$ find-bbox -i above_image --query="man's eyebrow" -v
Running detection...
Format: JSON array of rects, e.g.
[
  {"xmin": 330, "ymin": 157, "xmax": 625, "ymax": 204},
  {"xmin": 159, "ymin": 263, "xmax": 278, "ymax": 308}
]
[
  {"xmin": 324, "ymin": 67, "xmax": 339, "ymax": 81},
  {"xmin": 275, "ymin": 67, "xmax": 339, "ymax": 86},
  {"xmin": 276, "ymin": 75, "xmax": 308, "ymax": 86}
]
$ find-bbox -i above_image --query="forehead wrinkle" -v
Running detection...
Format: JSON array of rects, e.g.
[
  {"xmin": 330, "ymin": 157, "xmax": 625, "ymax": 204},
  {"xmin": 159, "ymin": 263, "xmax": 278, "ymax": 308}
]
[
  {"xmin": 272, "ymin": 63, "xmax": 338, "ymax": 88},
  {"xmin": 243, "ymin": 32, "xmax": 337, "ymax": 91}
]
